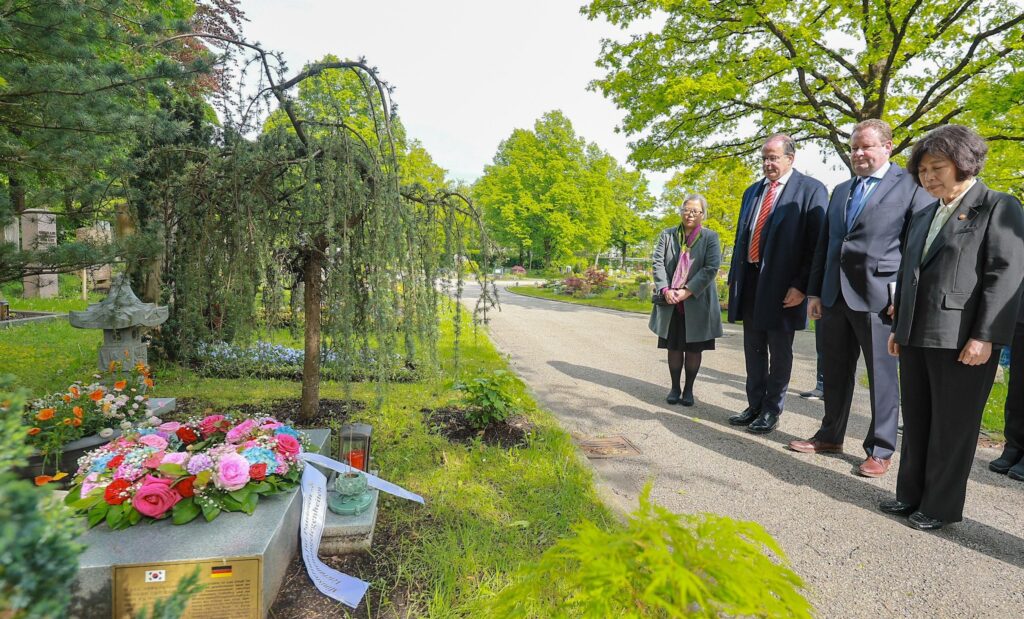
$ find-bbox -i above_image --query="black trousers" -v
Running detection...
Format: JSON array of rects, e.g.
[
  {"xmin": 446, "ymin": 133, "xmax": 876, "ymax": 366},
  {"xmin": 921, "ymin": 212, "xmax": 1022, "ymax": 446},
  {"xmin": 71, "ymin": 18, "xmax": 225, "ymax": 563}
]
[
  {"xmin": 897, "ymin": 345, "xmax": 999, "ymax": 522},
  {"xmin": 741, "ymin": 263, "xmax": 795, "ymax": 415},
  {"xmin": 1005, "ymin": 323, "xmax": 1024, "ymax": 452},
  {"xmin": 814, "ymin": 295, "xmax": 900, "ymax": 458}
]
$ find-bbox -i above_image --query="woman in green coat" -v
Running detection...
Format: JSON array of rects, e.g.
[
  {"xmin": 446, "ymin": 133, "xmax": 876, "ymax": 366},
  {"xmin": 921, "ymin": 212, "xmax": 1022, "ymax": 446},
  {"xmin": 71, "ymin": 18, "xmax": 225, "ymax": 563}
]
[{"xmin": 649, "ymin": 194, "xmax": 724, "ymax": 406}]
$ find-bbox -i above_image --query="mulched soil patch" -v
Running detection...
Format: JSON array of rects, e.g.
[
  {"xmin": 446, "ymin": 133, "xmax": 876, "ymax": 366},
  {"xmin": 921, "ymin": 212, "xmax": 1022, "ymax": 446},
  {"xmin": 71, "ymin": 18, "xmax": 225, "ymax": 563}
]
[
  {"xmin": 269, "ymin": 520, "xmax": 417, "ymax": 619},
  {"xmin": 171, "ymin": 397, "xmax": 365, "ymax": 427},
  {"xmin": 421, "ymin": 406, "xmax": 533, "ymax": 448}
]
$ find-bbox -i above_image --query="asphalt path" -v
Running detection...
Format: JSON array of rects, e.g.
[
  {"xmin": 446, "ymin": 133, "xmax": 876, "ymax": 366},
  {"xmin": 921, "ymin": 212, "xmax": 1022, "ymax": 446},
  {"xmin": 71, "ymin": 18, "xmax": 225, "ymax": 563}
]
[{"xmin": 464, "ymin": 282, "xmax": 1024, "ymax": 618}]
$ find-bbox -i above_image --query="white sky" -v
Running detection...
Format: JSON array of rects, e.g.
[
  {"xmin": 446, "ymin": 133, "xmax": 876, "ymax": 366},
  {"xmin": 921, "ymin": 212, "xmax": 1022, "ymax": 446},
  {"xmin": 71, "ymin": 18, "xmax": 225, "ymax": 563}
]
[{"xmin": 239, "ymin": 0, "xmax": 850, "ymax": 196}]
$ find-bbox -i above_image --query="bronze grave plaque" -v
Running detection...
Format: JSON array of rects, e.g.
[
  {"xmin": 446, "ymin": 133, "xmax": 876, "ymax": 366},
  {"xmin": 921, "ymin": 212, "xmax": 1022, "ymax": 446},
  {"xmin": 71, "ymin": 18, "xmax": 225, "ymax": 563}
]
[{"xmin": 113, "ymin": 556, "xmax": 262, "ymax": 618}]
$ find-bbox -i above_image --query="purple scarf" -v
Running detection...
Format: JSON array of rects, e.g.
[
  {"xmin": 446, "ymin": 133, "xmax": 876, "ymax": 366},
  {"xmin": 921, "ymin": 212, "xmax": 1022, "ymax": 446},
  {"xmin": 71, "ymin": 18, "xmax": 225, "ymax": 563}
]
[{"xmin": 670, "ymin": 224, "xmax": 701, "ymax": 313}]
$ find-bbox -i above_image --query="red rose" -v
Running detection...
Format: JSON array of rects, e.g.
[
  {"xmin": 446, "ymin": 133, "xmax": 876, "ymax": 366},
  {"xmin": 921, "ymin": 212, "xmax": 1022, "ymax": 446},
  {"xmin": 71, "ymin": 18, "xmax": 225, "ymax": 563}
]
[
  {"xmin": 176, "ymin": 427, "xmax": 198, "ymax": 444},
  {"xmin": 107, "ymin": 455, "xmax": 124, "ymax": 469},
  {"xmin": 175, "ymin": 476, "xmax": 196, "ymax": 498},
  {"xmin": 104, "ymin": 479, "xmax": 132, "ymax": 505},
  {"xmin": 249, "ymin": 463, "xmax": 267, "ymax": 481}
]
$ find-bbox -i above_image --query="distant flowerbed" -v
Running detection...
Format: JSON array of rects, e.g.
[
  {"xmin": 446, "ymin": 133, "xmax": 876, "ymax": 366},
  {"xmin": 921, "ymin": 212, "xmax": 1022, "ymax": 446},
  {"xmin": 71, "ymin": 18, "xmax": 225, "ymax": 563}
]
[{"xmin": 192, "ymin": 341, "xmax": 418, "ymax": 382}]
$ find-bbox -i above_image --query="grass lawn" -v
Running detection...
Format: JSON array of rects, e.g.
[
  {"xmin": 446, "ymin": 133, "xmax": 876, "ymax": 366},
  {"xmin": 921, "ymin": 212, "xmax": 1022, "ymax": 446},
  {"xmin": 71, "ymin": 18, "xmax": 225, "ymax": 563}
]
[{"xmin": 0, "ymin": 300, "xmax": 616, "ymax": 617}]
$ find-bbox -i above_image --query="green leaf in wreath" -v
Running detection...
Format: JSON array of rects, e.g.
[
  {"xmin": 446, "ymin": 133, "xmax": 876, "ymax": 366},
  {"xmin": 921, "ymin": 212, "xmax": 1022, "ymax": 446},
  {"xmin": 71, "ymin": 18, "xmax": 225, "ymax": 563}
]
[
  {"xmin": 249, "ymin": 481, "xmax": 272, "ymax": 494},
  {"xmin": 172, "ymin": 498, "xmax": 201, "ymax": 525},
  {"xmin": 241, "ymin": 492, "xmax": 259, "ymax": 515},
  {"xmin": 221, "ymin": 495, "xmax": 243, "ymax": 511},
  {"xmin": 87, "ymin": 502, "xmax": 109, "ymax": 528},
  {"xmin": 202, "ymin": 503, "xmax": 221, "ymax": 522},
  {"xmin": 64, "ymin": 486, "xmax": 83, "ymax": 507},
  {"xmin": 195, "ymin": 469, "xmax": 212, "ymax": 488},
  {"xmin": 228, "ymin": 488, "xmax": 251, "ymax": 503},
  {"xmin": 106, "ymin": 504, "xmax": 124, "ymax": 529},
  {"xmin": 158, "ymin": 463, "xmax": 187, "ymax": 477},
  {"xmin": 128, "ymin": 509, "xmax": 142, "ymax": 525}
]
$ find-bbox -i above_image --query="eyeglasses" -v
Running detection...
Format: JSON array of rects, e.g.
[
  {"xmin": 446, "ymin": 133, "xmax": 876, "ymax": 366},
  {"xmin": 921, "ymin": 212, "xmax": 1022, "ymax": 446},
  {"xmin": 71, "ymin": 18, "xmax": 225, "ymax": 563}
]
[
  {"xmin": 681, "ymin": 209, "xmax": 703, "ymax": 217},
  {"xmin": 761, "ymin": 155, "xmax": 790, "ymax": 163}
]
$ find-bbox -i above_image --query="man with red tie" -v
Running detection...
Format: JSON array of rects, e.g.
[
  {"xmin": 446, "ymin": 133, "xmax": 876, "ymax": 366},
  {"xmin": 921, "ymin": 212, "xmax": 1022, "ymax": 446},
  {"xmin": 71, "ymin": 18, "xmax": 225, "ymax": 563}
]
[{"xmin": 727, "ymin": 134, "xmax": 827, "ymax": 434}]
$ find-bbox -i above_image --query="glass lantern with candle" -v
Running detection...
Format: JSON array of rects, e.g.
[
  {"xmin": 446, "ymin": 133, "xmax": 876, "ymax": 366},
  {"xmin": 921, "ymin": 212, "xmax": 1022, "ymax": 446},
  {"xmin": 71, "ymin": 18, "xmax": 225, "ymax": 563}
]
[{"xmin": 338, "ymin": 423, "xmax": 372, "ymax": 472}]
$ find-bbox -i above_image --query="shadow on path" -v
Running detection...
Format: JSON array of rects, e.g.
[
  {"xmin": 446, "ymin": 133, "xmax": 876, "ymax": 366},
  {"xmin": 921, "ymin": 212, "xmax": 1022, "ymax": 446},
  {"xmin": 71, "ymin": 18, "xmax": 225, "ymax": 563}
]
[{"xmin": 547, "ymin": 359, "xmax": 1024, "ymax": 571}]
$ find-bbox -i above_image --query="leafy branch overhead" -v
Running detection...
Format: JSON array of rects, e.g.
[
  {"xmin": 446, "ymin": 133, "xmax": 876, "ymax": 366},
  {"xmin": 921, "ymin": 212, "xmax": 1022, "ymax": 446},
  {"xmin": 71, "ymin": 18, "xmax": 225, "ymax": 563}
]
[{"xmin": 585, "ymin": 0, "xmax": 1024, "ymax": 172}]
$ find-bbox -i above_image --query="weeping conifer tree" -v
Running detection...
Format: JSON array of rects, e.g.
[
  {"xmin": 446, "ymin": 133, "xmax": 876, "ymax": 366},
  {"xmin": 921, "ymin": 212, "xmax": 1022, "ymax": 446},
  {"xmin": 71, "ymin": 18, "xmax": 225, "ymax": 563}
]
[{"xmin": 166, "ymin": 46, "xmax": 492, "ymax": 420}]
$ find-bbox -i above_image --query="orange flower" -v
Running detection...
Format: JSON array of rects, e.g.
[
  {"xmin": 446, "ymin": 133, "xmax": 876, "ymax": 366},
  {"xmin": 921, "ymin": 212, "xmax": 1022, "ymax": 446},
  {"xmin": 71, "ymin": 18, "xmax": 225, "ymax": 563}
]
[
  {"xmin": 34, "ymin": 475, "xmax": 53, "ymax": 486},
  {"xmin": 102, "ymin": 402, "xmax": 111, "ymax": 413},
  {"xmin": 62, "ymin": 394, "xmax": 72, "ymax": 403},
  {"xmin": 71, "ymin": 418, "xmax": 82, "ymax": 427},
  {"xmin": 73, "ymin": 406, "xmax": 83, "ymax": 419},
  {"xmin": 63, "ymin": 418, "xmax": 72, "ymax": 425},
  {"xmin": 114, "ymin": 380, "xmax": 127, "ymax": 391},
  {"xmin": 109, "ymin": 360, "xmax": 118, "ymax": 372},
  {"xmin": 70, "ymin": 386, "xmax": 80, "ymax": 398},
  {"xmin": 36, "ymin": 408, "xmax": 55, "ymax": 421},
  {"xmin": 144, "ymin": 377, "xmax": 154, "ymax": 388},
  {"xmin": 89, "ymin": 389, "xmax": 104, "ymax": 402},
  {"xmin": 27, "ymin": 427, "xmax": 41, "ymax": 436}
]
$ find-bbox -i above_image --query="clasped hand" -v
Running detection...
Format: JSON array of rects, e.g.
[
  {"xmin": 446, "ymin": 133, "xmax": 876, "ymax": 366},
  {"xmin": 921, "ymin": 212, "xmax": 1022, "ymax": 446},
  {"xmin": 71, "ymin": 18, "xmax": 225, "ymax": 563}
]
[
  {"xmin": 665, "ymin": 288, "xmax": 692, "ymax": 304},
  {"xmin": 887, "ymin": 335, "xmax": 991, "ymax": 366}
]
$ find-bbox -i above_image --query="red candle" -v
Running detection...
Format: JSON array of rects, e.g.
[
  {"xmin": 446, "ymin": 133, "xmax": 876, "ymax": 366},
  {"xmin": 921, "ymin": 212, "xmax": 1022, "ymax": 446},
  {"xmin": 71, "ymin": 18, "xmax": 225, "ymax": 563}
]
[{"xmin": 347, "ymin": 449, "xmax": 365, "ymax": 471}]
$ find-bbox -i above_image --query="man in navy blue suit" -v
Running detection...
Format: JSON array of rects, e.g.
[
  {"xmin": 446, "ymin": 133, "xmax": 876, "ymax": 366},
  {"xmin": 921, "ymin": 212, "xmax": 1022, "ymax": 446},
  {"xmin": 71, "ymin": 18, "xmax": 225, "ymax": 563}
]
[
  {"xmin": 727, "ymin": 134, "xmax": 827, "ymax": 434},
  {"xmin": 790, "ymin": 120, "xmax": 932, "ymax": 477}
]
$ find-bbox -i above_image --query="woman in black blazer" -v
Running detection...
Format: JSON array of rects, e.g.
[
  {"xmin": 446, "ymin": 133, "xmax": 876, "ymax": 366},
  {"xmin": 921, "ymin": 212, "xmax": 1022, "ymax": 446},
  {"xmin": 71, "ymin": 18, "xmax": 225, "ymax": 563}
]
[{"xmin": 881, "ymin": 125, "xmax": 1024, "ymax": 530}]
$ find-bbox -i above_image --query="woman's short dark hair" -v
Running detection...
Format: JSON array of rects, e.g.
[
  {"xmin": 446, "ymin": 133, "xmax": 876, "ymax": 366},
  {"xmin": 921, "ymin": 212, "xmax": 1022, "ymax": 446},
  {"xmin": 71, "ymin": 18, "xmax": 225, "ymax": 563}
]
[{"xmin": 907, "ymin": 124, "xmax": 988, "ymax": 185}]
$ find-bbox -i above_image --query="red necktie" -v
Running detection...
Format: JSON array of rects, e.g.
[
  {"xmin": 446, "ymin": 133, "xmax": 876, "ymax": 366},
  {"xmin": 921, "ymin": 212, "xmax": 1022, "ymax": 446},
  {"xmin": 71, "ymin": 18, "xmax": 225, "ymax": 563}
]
[{"xmin": 748, "ymin": 181, "xmax": 779, "ymax": 263}]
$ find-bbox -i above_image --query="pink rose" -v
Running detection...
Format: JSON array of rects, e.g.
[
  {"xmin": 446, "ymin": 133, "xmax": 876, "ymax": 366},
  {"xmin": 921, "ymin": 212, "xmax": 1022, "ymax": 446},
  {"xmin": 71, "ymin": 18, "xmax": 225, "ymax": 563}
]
[
  {"xmin": 260, "ymin": 419, "xmax": 282, "ymax": 430},
  {"xmin": 158, "ymin": 421, "xmax": 182, "ymax": 433},
  {"xmin": 143, "ymin": 451, "xmax": 166, "ymax": 470},
  {"xmin": 214, "ymin": 452, "xmax": 250, "ymax": 491},
  {"xmin": 138, "ymin": 434, "xmax": 168, "ymax": 450},
  {"xmin": 161, "ymin": 452, "xmax": 189, "ymax": 466},
  {"xmin": 275, "ymin": 434, "xmax": 301, "ymax": 457},
  {"xmin": 199, "ymin": 414, "xmax": 226, "ymax": 437},
  {"xmin": 225, "ymin": 418, "xmax": 257, "ymax": 444},
  {"xmin": 132, "ymin": 477, "xmax": 181, "ymax": 518}
]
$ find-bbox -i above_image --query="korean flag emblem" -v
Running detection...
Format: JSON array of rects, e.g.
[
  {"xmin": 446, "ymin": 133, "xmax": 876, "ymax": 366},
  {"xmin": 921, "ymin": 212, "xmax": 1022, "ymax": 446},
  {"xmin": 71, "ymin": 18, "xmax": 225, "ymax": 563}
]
[{"xmin": 144, "ymin": 570, "xmax": 166, "ymax": 583}]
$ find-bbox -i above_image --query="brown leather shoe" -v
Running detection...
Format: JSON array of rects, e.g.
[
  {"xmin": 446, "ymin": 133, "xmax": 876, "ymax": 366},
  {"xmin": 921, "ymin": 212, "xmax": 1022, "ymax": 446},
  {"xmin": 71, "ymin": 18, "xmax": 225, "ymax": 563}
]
[
  {"xmin": 787, "ymin": 438, "xmax": 843, "ymax": 454},
  {"xmin": 858, "ymin": 456, "xmax": 891, "ymax": 478}
]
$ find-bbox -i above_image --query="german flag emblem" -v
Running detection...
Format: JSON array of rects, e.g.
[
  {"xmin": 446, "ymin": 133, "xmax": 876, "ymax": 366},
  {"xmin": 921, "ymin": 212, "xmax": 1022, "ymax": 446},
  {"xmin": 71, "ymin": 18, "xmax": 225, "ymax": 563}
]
[{"xmin": 210, "ymin": 565, "xmax": 233, "ymax": 578}]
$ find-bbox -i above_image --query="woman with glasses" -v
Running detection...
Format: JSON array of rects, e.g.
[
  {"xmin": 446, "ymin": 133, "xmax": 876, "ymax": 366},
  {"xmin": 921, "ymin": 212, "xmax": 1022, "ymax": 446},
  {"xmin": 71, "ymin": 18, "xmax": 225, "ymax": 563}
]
[{"xmin": 649, "ymin": 194, "xmax": 724, "ymax": 406}]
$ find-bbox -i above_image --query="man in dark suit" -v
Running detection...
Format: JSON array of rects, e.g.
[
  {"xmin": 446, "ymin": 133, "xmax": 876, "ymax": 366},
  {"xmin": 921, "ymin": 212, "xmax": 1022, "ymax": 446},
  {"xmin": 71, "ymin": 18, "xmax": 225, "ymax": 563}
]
[
  {"xmin": 727, "ymin": 134, "xmax": 827, "ymax": 434},
  {"xmin": 790, "ymin": 120, "xmax": 933, "ymax": 477}
]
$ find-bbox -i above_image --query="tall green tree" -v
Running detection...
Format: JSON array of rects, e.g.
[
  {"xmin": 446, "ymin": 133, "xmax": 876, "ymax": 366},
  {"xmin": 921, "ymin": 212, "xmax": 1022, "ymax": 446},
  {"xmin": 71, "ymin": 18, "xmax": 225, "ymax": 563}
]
[
  {"xmin": 659, "ymin": 160, "xmax": 755, "ymax": 255},
  {"xmin": 474, "ymin": 111, "xmax": 651, "ymax": 267},
  {"xmin": 0, "ymin": 0, "xmax": 215, "ymax": 285},
  {"xmin": 584, "ymin": 0, "xmax": 1024, "ymax": 171}
]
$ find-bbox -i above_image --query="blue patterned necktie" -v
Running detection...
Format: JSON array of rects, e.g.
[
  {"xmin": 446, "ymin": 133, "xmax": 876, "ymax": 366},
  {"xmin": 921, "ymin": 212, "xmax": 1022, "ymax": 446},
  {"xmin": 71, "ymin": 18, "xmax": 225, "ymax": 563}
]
[{"xmin": 846, "ymin": 177, "xmax": 872, "ymax": 228}]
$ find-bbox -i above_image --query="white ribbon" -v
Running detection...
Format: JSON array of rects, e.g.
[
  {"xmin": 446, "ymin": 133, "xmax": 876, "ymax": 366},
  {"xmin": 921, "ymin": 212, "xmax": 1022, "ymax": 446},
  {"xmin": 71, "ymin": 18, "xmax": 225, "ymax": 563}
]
[{"xmin": 298, "ymin": 452, "xmax": 424, "ymax": 608}]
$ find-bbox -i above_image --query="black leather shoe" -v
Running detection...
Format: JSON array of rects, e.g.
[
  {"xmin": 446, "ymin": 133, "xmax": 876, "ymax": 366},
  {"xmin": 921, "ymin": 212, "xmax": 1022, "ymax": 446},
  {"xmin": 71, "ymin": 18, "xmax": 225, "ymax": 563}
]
[
  {"xmin": 1008, "ymin": 461, "xmax": 1024, "ymax": 481},
  {"xmin": 989, "ymin": 447, "xmax": 1024, "ymax": 474},
  {"xmin": 878, "ymin": 499, "xmax": 916, "ymax": 516},
  {"xmin": 666, "ymin": 389, "xmax": 681, "ymax": 405},
  {"xmin": 908, "ymin": 511, "xmax": 944, "ymax": 531},
  {"xmin": 680, "ymin": 391, "xmax": 694, "ymax": 407},
  {"xmin": 747, "ymin": 411, "xmax": 779, "ymax": 434},
  {"xmin": 728, "ymin": 407, "xmax": 760, "ymax": 426}
]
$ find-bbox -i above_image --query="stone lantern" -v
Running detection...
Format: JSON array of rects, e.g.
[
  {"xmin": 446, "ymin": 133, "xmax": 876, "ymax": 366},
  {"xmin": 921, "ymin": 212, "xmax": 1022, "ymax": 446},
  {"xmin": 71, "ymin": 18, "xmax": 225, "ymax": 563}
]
[{"xmin": 69, "ymin": 275, "xmax": 168, "ymax": 371}]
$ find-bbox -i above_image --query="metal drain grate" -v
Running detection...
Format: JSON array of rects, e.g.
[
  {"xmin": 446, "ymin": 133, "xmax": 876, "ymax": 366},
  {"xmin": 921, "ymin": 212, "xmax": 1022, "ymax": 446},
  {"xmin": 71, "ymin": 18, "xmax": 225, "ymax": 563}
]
[{"xmin": 576, "ymin": 435, "xmax": 641, "ymax": 458}]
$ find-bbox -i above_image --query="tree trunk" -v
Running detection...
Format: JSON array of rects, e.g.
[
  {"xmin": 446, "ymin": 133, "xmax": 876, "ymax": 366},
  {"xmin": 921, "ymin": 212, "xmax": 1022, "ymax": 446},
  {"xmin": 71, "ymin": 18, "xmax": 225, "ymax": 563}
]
[{"xmin": 299, "ymin": 243, "xmax": 325, "ymax": 421}]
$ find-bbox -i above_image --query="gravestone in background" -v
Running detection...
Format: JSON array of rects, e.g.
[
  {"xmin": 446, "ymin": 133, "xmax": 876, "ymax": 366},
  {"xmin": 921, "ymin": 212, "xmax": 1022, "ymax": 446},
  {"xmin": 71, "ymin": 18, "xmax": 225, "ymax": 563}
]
[{"xmin": 21, "ymin": 210, "xmax": 58, "ymax": 298}]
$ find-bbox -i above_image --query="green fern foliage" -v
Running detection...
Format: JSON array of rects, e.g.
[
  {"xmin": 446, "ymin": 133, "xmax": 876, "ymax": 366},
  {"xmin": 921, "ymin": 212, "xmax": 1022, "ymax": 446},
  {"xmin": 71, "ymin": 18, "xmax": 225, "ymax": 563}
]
[{"xmin": 488, "ymin": 483, "xmax": 812, "ymax": 618}]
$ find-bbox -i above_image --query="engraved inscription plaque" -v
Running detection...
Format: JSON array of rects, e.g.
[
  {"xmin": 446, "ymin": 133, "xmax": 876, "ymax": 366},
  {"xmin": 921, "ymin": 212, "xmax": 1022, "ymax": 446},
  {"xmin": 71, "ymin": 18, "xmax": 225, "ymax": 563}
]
[{"xmin": 113, "ymin": 557, "xmax": 261, "ymax": 619}]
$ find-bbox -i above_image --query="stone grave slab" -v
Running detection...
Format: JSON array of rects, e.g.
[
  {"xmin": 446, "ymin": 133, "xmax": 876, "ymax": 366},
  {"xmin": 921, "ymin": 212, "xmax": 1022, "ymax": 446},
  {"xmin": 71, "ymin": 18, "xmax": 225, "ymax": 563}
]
[
  {"xmin": 146, "ymin": 397, "xmax": 176, "ymax": 417},
  {"xmin": 69, "ymin": 428, "xmax": 330, "ymax": 619}
]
